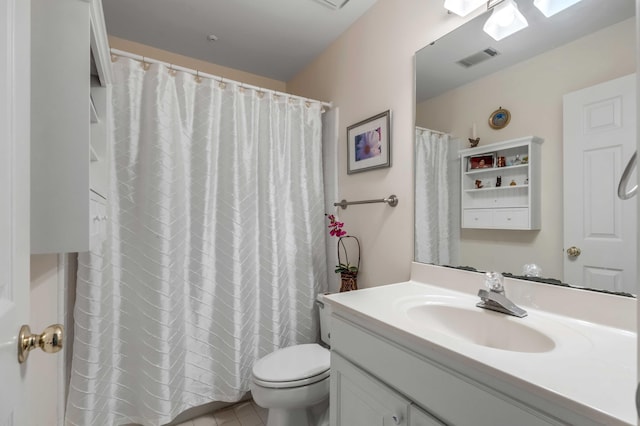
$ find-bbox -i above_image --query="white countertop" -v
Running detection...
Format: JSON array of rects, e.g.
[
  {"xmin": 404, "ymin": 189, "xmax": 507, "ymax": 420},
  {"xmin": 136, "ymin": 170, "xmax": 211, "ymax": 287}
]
[{"xmin": 325, "ymin": 264, "xmax": 637, "ymax": 425}]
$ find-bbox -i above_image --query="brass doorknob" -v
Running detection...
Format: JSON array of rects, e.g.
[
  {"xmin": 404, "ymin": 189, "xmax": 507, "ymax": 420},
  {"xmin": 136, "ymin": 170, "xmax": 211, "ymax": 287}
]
[
  {"xmin": 18, "ymin": 324, "xmax": 63, "ymax": 364},
  {"xmin": 566, "ymin": 246, "xmax": 582, "ymax": 258}
]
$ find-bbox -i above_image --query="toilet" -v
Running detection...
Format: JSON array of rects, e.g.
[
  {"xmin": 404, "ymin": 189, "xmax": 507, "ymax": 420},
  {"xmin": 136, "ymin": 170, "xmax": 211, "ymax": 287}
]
[{"xmin": 250, "ymin": 294, "xmax": 332, "ymax": 426}]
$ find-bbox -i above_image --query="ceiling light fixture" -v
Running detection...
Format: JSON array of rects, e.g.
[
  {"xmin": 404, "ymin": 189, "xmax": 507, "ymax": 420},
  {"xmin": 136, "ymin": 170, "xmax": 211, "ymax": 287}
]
[
  {"xmin": 483, "ymin": 0, "xmax": 528, "ymax": 41},
  {"xmin": 313, "ymin": 0, "xmax": 351, "ymax": 10},
  {"xmin": 443, "ymin": 0, "xmax": 486, "ymax": 17},
  {"xmin": 533, "ymin": 0, "xmax": 583, "ymax": 17}
]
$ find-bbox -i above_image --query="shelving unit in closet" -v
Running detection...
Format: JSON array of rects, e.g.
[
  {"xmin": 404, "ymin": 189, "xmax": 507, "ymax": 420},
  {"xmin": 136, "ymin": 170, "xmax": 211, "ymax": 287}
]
[{"xmin": 31, "ymin": 0, "xmax": 112, "ymax": 253}]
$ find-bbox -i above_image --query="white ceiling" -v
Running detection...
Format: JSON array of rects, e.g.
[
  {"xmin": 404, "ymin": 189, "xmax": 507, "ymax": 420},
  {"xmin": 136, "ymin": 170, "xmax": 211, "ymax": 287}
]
[
  {"xmin": 416, "ymin": 0, "xmax": 635, "ymax": 102},
  {"xmin": 103, "ymin": 0, "xmax": 379, "ymax": 82}
]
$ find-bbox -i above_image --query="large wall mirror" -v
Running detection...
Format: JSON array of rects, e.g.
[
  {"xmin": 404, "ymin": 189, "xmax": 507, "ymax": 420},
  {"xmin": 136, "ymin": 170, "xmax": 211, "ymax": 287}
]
[{"xmin": 414, "ymin": 0, "xmax": 636, "ymax": 294}]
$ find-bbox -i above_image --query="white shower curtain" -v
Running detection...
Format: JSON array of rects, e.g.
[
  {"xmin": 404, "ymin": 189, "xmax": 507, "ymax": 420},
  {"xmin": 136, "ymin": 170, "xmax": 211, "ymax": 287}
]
[
  {"xmin": 66, "ymin": 58, "xmax": 328, "ymax": 426},
  {"xmin": 414, "ymin": 128, "xmax": 459, "ymax": 265}
]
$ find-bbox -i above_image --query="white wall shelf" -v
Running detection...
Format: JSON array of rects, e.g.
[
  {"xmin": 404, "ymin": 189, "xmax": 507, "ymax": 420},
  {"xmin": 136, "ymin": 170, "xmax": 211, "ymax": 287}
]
[
  {"xmin": 464, "ymin": 163, "xmax": 528, "ymax": 176},
  {"xmin": 464, "ymin": 185, "xmax": 530, "ymax": 193},
  {"xmin": 459, "ymin": 136, "xmax": 543, "ymax": 230}
]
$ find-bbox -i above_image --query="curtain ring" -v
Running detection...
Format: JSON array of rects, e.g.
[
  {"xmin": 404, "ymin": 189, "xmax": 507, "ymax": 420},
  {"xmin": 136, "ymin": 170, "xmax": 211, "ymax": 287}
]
[
  {"xmin": 111, "ymin": 54, "xmax": 118, "ymax": 63},
  {"xmin": 194, "ymin": 70, "xmax": 202, "ymax": 84},
  {"xmin": 218, "ymin": 78, "xmax": 226, "ymax": 89},
  {"xmin": 168, "ymin": 63, "xmax": 177, "ymax": 76},
  {"xmin": 141, "ymin": 56, "xmax": 150, "ymax": 71}
]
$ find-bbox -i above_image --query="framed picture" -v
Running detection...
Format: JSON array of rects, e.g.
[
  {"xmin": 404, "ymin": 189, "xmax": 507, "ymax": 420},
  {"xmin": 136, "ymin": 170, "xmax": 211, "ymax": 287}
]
[
  {"xmin": 468, "ymin": 154, "xmax": 496, "ymax": 170},
  {"xmin": 347, "ymin": 110, "xmax": 391, "ymax": 174},
  {"xmin": 488, "ymin": 107, "xmax": 511, "ymax": 129}
]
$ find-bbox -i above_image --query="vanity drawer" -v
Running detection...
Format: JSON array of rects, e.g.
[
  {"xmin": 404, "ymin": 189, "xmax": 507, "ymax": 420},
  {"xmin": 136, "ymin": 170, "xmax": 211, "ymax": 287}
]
[{"xmin": 331, "ymin": 314, "xmax": 566, "ymax": 426}]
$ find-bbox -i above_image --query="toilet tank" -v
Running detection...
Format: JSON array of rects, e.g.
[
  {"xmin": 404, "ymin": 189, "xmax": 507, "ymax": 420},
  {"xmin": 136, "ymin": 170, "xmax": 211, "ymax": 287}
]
[{"xmin": 317, "ymin": 293, "xmax": 332, "ymax": 346}]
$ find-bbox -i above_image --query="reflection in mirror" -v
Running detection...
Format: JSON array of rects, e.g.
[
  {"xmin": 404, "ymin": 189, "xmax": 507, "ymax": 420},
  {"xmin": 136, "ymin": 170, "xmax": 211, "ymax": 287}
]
[{"xmin": 414, "ymin": 0, "xmax": 636, "ymax": 295}]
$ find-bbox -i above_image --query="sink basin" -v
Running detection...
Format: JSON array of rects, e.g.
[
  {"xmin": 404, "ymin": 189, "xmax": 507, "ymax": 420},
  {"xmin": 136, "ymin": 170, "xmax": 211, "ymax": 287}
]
[{"xmin": 403, "ymin": 300, "xmax": 556, "ymax": 353}]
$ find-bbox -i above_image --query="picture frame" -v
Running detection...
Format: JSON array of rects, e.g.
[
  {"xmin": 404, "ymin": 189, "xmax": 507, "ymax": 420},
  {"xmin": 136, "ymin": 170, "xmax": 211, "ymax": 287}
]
[
  {"xmin": 347, "ymin": 110, "xmax": 391, "ymax": 174},
  {"xmin": 488, "ymin": 107, "xmax": 511, "ymax": 129},
  {"xmin": 468, "ymin": 154, "xmax": 496, "ymax": 171}
]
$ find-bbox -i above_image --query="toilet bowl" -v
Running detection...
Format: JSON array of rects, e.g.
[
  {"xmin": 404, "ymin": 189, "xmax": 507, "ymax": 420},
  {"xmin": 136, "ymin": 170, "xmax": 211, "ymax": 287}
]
[{"xmin": 250, "ymin": 294, "xmax": 332, "ymax": 426}]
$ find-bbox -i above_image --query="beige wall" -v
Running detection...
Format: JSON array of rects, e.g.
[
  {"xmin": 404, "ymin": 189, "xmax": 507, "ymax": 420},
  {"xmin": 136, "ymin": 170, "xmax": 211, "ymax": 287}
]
[
  {"xmin": 109, "ymin": 36, "xmax": 287, "ymax": 92},
  {"xmin": 287, "ymin": 1, "xmax": 484, "ymax": 288},
  {"xmin": 415, "ymin": 18, "xmax": 635, "ymax": 279}
]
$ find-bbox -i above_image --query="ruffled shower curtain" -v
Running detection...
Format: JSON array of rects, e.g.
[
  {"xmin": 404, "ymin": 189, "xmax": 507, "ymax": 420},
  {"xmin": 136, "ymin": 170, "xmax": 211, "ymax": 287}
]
[
  {"xmin": 66, "ymin": 58, "xmax": 328, "ymax": 426},
  {"xmin": 414, "ymin": 128, "xmax": 459, "ymax": 265}
]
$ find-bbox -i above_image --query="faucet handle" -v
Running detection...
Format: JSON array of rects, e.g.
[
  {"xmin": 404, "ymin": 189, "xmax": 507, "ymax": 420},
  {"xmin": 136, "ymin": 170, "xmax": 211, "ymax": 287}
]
[{"xmin": 485, "ymin": 271, "xmax": 504, "ymax": 293}]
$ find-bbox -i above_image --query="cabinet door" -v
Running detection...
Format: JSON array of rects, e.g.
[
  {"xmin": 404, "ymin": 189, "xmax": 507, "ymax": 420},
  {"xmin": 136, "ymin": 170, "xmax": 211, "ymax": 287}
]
[
  {"xmin": 409, "ymin": 404, "xmax": 446, "ymax": 426},
  {"xmin": 31, "ymin": 0, "xmax": 90, "ymax": 253},
  {"xmin": 331, "ymin": 352, "xmax": 410, "ymax": 426}
]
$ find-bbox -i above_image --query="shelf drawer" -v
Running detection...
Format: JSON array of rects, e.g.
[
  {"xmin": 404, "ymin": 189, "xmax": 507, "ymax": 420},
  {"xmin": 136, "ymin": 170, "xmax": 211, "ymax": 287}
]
[
  {"xmin": 493, "ymin": 208, "xmax": 528, "ymax": 228},
  {"xmin": 463, "ymin": 209, "xmax": 492, "ymax": 227},
  {"xmin": 463, "ymin": 208, "xmax": 529, "ymax": 229}
]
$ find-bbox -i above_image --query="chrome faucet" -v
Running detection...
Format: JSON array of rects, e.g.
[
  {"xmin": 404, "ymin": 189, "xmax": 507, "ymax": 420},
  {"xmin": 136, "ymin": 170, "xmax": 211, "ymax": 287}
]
[{"xmin": 476, "ymin": 272, "xmax": 527, "ymax": 318}]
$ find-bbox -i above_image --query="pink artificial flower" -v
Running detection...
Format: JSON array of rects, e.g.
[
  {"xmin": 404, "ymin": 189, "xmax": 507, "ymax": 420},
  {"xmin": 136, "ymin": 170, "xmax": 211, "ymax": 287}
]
[{"xmin": 327, "ymin": 214, "xmax": 347, "ymax": 238}]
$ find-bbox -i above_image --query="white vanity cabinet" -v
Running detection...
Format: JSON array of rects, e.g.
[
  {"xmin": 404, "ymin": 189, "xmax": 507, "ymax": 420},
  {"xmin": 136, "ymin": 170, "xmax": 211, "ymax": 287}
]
[
  {"xmin": 31, "ymin": 0, "xmax": 112, "ymax": 253},
  {"xmin": 330, "ymin": 314, "xmax": 587, "ymax": 426},
  {"xmin": 331, "ymin": 353, "xmax": 411, "ymax": 426},
  {"xmin": 409, "ymin": 405, "xmax": 446, "ymax": 426},
  {"xmin": 459, "ymin": 136, "xmax": 543, "ymax": 230},
  {"xmin": 331, "ymin": 352, "xmax": 445, "ymax": 426}
]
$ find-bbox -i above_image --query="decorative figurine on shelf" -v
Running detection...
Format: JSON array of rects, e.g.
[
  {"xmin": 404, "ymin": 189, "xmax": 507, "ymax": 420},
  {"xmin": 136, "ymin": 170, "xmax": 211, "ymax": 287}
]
[
  {"xmin": 510, "ymin": 179, "xmax": 517, "ymax": 186},
  {"xmin": 469, "ymin": 123, "xmax": 479, "ymax": 147},
  {"xmin": 497, "ymin": 156, "xmax": 506, "ymax": 167},
  {"xmin": 327, "ymin": 214, "xmax": 360, "ymax": 292},
  {"xmin": 522, "ymin": 156, "xmax": 529, "ymax": 164},
  {"xmin": 475, "ymin": 179, "xmax": 483, "ymax": 189},
  {"xmin": 513, "ymin": 155, "xmax": 521, "ymax": 165},
  {"xmin": 496, "ymin": 176, "xmax": 502, "ymax": 187},
  {"xmin": 524, "ymin": 178, "xmax": 529, "ymax": 185}
]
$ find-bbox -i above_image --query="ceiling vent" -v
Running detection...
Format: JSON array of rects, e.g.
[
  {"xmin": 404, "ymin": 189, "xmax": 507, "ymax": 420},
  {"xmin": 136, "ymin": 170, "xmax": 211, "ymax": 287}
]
[
  {"xmin": 457, "ymin": 48, "xmax": 500, "ymax": 68},
  {"xmin": 313, "ymin": 0, "xmax": 351, "ymax": 10}
]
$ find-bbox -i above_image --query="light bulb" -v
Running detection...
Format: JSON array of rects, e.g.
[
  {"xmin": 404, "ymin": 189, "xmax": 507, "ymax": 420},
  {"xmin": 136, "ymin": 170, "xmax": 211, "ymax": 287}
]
[
  {"xmin": 493, "ymin": 5, "xmax": 516, "ymax": 27},
  {"xmin": 533, "ymin": 0, "xmax": 583, "ymax": 17},
  {"xmin": 443, "ymin": 0, "xmax": 486, "ymax": 17},
  {"xmin": 483, "ymin": 0, "xmax": 528, "ymax": 41}
]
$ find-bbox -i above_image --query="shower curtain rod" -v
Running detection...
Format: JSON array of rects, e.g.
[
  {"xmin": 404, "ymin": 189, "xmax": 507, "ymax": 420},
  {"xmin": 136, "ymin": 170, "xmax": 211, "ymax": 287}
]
[
  {"xmin": 416, "ymin": 126, "xmax": 449, "ymax": 135},
  {"xmin": 110, "ymin": 48, "xmax": 333, "ymax": 109}
]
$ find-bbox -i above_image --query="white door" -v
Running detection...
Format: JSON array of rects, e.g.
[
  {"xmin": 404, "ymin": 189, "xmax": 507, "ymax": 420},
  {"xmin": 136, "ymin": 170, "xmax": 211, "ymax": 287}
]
[
  {"xmin": 0, "ymin": 0, "xmax": 31, "ymax": 425},
  {"xmin": 563, "ymin": 74, "xmax": 637, "ymax": 294}
]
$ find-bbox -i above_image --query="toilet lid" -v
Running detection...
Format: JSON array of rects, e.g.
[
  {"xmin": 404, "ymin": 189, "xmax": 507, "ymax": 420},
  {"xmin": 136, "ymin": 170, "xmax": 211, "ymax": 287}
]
[{"xmin": 252, "ymin": 343, "xmax": 330, "ymax": 383}]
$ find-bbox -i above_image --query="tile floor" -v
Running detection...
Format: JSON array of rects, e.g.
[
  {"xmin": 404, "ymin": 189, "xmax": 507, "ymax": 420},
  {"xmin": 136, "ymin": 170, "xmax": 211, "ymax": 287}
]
[{"xmin": 175, "ymin": 400, "xmax": 267, "ymax": 426}]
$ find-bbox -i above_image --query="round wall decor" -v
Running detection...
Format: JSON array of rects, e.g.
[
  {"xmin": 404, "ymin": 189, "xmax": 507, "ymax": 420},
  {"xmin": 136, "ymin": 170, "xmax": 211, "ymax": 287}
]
[{"xmin": 489, "ymin": 107, "xmax": 511, "ymax": 129}]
